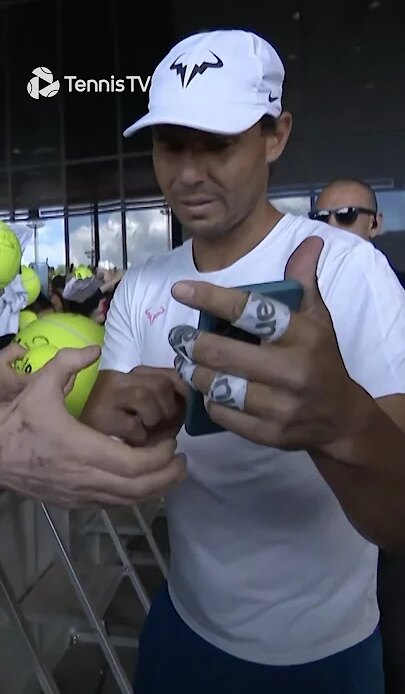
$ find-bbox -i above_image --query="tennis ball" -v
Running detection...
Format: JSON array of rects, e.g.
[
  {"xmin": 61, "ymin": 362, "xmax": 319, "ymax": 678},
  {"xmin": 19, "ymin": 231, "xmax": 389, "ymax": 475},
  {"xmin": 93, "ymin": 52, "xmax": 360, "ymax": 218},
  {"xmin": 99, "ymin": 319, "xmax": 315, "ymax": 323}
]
[
  {"xmin": 14, "ymin": 312, "xmax": 104, "ymax": 417},
  {"xmin": 20, "ymin": 265, "xmax": 41, "ymax": 305},
  {"xmin": 74, "ymin": 265, "xmax": 93, "ymax": 280},
  {"xmin": 19, "ymin": 310, "xmax": 37, "ymax": 330},
  {"xmin": 14, "ymin": 344, "xmax": 58, "ymax": 375},
  {"xmin": 0, "ymin": 221, "xmax": 22, "ymax": 289}
]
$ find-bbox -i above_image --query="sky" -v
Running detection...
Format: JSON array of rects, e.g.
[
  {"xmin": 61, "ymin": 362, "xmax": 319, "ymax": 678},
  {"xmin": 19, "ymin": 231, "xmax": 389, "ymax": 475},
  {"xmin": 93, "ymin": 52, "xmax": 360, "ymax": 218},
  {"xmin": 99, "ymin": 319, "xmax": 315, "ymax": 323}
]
[
  {"xmin": 21, "ymin": 207, "xmax": 171, "ymax": 269},
  {"xmin": 17, "ymin": 190, "xmax": 405, "ymax": 270}
]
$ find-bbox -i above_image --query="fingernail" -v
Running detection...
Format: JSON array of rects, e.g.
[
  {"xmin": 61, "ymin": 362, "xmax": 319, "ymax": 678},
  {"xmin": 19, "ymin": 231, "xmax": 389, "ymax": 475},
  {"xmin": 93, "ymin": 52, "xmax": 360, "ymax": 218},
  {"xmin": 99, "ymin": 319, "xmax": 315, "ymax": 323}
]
[{"xmin": 172, "ymin": 282, "xmax": 195, "ymax": 301}]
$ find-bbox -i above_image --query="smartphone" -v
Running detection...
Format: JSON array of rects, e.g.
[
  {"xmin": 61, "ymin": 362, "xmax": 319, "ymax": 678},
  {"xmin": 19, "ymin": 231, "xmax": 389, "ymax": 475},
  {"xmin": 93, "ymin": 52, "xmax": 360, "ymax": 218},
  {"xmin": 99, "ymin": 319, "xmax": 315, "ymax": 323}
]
[{"xmin": 184, "ymin": 279, "xmax": 303, "ymax": 437}]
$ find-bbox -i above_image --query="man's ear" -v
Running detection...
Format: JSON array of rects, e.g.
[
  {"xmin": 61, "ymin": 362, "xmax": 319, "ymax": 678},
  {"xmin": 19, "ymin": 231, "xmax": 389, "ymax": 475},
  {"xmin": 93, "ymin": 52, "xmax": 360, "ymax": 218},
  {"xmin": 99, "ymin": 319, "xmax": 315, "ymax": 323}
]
[
  {"xmin": 266, "ymin": 112, "xmax": 293, "ymax": 165},
  {"xmin": 370, "ymin": 212, "xmax": 383, "ymax": 238}
]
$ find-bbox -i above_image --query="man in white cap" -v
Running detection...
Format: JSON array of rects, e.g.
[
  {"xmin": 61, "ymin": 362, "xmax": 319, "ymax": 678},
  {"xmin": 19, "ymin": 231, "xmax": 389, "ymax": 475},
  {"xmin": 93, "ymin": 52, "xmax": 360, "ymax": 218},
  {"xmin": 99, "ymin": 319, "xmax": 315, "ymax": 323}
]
[{"xmin": 82, "ymin": 29, "xmax": 405, "ymax": 693}]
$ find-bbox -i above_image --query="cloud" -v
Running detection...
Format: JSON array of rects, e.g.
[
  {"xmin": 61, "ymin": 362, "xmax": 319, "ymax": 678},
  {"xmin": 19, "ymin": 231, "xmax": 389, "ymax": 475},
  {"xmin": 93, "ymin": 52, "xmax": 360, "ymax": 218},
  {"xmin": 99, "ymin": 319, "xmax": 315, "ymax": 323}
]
[{"xmin": 19, "ymin": 208, "xmax": 172, "ymax": 270}]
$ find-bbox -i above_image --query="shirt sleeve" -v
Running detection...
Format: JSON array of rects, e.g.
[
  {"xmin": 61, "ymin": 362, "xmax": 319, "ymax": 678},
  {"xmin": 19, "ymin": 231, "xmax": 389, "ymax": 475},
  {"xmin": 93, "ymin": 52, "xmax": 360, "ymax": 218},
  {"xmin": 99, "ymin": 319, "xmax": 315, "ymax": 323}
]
[
  {"xmin": 99, "ymin": 266, "xmax": 142, "ymax": 373},
  {"xmin": 322, "ymin": 242, "xmax": 405, "ymax": 399}
]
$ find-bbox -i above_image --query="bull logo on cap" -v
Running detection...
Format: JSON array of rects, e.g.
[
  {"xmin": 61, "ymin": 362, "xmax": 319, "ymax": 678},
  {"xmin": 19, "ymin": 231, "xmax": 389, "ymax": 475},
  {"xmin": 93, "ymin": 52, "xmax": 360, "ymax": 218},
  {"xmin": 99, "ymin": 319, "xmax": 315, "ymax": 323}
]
[{"xmin": 170, "ymin": 50, "xmax": 224, "ymax": 88}]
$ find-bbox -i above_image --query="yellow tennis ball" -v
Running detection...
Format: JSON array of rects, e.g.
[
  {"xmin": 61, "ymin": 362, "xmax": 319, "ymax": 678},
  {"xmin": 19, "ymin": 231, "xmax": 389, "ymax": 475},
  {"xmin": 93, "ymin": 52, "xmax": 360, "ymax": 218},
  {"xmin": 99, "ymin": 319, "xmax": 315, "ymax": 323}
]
[
  {"xmin": 19, "ymin": 309, "xmax": 37, "ymax": 330},
  {"xmin": 20, "ymin": 265, "xmax": 41, "ymax": 305},
  {"xmin": 0, "ymin": 221, "xmax": 22, "ymax": 289},
  {"xmin": 14, "ymin": 312, "xmax": 104, "ymax": 417},
  {"xmin": 14, "ymin": 344, "xmax": 58, "ymax": 376},
  {"xmin": 74, "ymin": 265, "xmax": 93, "ymax": 279}
]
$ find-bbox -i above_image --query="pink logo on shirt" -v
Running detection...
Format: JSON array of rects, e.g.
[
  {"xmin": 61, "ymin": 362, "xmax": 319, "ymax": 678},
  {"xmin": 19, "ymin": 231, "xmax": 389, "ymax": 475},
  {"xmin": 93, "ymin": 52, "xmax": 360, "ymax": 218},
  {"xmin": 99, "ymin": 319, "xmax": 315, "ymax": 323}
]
[{"xmin": 145, "ymin": 306, "xmax": 166, "ymax": 324}]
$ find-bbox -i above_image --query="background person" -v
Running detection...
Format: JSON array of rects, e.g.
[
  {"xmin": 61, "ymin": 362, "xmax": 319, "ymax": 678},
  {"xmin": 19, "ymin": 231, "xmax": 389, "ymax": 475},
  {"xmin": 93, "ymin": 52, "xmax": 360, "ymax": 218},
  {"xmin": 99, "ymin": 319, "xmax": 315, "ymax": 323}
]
[
  {"xmin": 312, "ymin": 176, "xmax": 405, "ymax": 694},
  {"xmin": 312, "ymin": 178, "xmax": 405, "ymax": 288}
]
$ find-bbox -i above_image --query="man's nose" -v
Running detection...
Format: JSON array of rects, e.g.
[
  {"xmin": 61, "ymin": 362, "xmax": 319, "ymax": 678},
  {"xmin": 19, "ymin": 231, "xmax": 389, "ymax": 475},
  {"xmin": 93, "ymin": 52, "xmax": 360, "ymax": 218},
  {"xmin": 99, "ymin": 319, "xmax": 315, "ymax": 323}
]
[
  {"xmin": 177, "ymin": 150, "xmax": 206, "ymax": 187},
  {"xmin": 327, "ymin": 215, "xmax": 342, "ymax": 229}
]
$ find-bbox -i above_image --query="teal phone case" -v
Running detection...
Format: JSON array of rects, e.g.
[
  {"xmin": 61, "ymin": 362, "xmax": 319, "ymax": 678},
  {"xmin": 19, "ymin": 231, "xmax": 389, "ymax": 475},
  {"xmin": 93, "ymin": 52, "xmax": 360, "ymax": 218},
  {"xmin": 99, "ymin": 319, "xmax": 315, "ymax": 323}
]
[{"xmin": 184, "ymin": 279, "xmax": 303, "ymax": 437}]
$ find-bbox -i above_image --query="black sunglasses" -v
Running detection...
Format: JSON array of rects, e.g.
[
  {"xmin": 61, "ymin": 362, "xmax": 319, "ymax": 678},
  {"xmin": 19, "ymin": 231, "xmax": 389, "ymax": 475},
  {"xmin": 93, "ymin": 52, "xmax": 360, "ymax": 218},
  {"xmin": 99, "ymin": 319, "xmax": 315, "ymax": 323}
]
[{"xmin": 308, "ymin": 206, "xmax": 377, "ymax": 227}]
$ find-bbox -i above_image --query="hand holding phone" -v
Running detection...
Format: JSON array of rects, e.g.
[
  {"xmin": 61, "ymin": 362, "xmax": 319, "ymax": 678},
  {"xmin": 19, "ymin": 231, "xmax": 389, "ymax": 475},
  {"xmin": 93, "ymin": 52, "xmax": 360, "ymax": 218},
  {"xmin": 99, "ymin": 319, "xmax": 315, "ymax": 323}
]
[{"xmin": 183, "ymin": 279, "xmax": 303, "ymax": 436}]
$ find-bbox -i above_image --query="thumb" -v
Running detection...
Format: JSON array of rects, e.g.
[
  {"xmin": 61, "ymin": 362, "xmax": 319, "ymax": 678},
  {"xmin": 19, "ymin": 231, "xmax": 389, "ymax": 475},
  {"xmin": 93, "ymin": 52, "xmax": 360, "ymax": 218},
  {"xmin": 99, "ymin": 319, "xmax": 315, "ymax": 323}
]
[
  {"xmin": 2, "ymin": 342, "xmax": 27, "ymax": 365},
  {"xmin": 284, "ymin": 236, "xmax": 326, "ymax": 314},
  {"xmin": 43, "ymin": 345, "xmax": 101, "ymax": 393}
]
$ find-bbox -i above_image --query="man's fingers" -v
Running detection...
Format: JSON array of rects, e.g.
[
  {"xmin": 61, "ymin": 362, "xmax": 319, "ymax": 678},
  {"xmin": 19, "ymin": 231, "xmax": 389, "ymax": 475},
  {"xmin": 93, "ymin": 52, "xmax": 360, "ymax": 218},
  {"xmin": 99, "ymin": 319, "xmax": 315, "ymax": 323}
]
[
  {"xmin": 177, "ymin": 357, "xmax": 296, "ymax": 421},
  {"xmin": 205, "ymin": 402, "xmax": 283, "ymax": 446},
  {"xmin": 81, "ymin": 432, "xmax": 179, "ymax": 479},
  {"xmin": 171, "ymin": 326, "xmax": 302, "ymax": 390},
  {"xmin": 172, "ymin": 280, "xmax": 249, "ymax": 324},
  {"xmin": 284, "ymin": 236, "xmax": 327, "ymax": 315},
  {"xmin": 38, "ymin": 454, "xmax": 187, "ymax": 508},
  {"xmin": 100, "ymin": 453, "xmax": 187, "ymax": 501},
  {"xmin": 1, "ymin": 342, "xmax": 27, "ymax": 364},
  {"xmin": 133, "ymin": 366, "xmax": 189, "ymax": 400},
  {"xmin": 130, "ymin": 390, "xmax": 165, "ymax": 427},
  {"xmin": 43, "ymin": 346, "xmax": 101, "ymax": 391}
]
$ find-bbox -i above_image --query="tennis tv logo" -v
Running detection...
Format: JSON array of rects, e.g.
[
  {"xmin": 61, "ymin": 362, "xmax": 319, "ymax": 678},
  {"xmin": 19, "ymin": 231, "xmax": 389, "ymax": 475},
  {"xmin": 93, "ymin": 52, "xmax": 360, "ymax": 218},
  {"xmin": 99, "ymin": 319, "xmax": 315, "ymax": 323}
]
[{"xmin": 27, "ymin": 67, "xmax": 60, "ymax": 99}]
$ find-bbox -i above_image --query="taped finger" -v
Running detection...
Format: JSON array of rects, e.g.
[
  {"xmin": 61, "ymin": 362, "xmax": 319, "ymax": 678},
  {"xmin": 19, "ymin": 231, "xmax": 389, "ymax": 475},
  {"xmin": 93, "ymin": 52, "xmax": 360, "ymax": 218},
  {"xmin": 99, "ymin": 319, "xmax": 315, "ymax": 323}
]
[
  {"xmin": 207, "ymin": 372, "xmax": 248, "ymax": 411},
  {"xmin": 168, "ymin": 325, "xmax": 199, "ymax": 362},
  {"xmin": 233, "ymin": 292, "xmax": 291, "ymax": 342},
  {"xmin": 174, "ymin": 354, "xmax": 197, "ymax": 389}
]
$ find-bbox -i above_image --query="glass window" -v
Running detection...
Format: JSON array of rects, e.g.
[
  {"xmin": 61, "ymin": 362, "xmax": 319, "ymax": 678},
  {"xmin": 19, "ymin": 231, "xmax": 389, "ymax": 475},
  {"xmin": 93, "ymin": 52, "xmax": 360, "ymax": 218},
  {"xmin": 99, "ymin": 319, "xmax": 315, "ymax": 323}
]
[
  {"xmin": 12, "ymin": 167, "xmax": 63, "ymax": 209},
  {"xmin": 271, "ymin": 196, "xmax": 311, "ymax": 217},
  {"xmin": 21, "ymin": 217, "xmax": 65, "ymax": 268},
  {"xmin": 66, "ymin": 160, "xmax": 119, "ymax": 206},
  {"xmin": 62, "ymin": 0, "xmax": 117, "ymax": 159},
  {"xmin": 0, "ymin": 173, "xmax": 8, "ymax": 210},
  {"xmin": 126, "ymin": 207, "xmax": 171, "ymax": 268},
  {"xmin": 0, "ymin": 11, "xmax": 6, "ymax": 169},
  {"xmin": 124, "ymin": 155, "xmax": 158, "ymax": 199},
  {"xmin": 118, "ymin": 0, "xmax": 173, "ymax": 155},
  {"xmin": 68, "ymin": 214, "xmax": 95, "ymax": 267},
  {"xmin": 376, "ymin": 191, "xmax": 405, "ymax": 233},
  {"xmin": 98, "ymin": 211, "xmax": 123, "ymax": 269},
  {"xmin": 7, "ymin": 0, "xmax": 60, "ymax": 166}
]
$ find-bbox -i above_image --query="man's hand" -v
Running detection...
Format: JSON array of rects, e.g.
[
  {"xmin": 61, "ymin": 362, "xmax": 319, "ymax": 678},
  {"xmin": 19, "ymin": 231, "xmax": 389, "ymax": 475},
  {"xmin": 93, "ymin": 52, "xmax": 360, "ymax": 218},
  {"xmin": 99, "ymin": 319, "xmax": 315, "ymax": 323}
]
[
  {"xmin": 0, "ymin": 347, "xmax": 186, "ymax": 508},
  {"xmin": 81, "ymin": 366, "xmax": 188, "ymax": 446},
  {"xmin": 0, "ymin": 343, "xmax": 31, "ymax": 403},
  {"xmin": 169, "ymin": 236, "xmax": 371, "ymax": 450}
]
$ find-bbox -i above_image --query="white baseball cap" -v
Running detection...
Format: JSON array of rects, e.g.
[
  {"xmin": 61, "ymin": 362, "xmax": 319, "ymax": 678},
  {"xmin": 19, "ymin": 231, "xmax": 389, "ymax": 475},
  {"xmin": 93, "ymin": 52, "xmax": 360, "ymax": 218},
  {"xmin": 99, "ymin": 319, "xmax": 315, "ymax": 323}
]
[{"xmin": 123, "ymin": 29, "xmax": 285, "ymax": 137}]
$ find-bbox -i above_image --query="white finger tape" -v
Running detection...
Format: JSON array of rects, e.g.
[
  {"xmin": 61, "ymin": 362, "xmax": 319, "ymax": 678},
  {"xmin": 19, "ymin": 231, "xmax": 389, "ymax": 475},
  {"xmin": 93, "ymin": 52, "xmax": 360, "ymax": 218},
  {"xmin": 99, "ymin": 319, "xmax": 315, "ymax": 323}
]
[
  {"xmin": 233, "ymin": 292, "xmax": 291, "ymax": 342},
  {"xmin": 174, "ymin": 355, "xmax": 197, "ymax": 389},
  {"xmin": 207, "ymin": 373, "xmax": 247, "ymax": 411}
]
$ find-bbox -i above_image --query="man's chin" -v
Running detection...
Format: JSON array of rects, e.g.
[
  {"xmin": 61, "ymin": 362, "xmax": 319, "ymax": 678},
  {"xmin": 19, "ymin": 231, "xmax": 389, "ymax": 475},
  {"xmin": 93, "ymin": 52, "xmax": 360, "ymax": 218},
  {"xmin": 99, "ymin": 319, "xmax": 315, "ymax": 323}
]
[{"xmin": 182, "ymin": 221, "xmax": 229, "ymax": 239}]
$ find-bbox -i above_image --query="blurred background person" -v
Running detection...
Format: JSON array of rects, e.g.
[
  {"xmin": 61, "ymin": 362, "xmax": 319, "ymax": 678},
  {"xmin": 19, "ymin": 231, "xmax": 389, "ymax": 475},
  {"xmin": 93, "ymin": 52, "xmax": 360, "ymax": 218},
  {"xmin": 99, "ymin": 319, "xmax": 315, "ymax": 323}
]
[
  {"xmin": 311, "ymin": 178, "xmax": 405, "ymax": 289},
  {"xmin": 62, "ymin": 268, "xmax": 123, "ymax": 324},
  {"xmin": 49, "ymin": 274, "xmax": 67, "ymax": 312},
  {"xmin": 311, "ymin": 178, "xmax": 383, "ymax": 240},
  {"xmin": 28, "ymin": 292, "xmax": 55, "ymax": 318},
  {"xmin": 311, "ymin": 176, "xmax": 405, "ymax": 694}
]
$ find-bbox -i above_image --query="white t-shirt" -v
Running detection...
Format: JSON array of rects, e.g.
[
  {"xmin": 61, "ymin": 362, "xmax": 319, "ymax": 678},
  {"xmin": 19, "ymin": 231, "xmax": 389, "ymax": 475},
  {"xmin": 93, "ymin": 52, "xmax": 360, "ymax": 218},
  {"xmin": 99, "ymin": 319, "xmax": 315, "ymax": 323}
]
[{"xmin": 100, "ymin": 213, "xmax": 405, "ymax": 666}]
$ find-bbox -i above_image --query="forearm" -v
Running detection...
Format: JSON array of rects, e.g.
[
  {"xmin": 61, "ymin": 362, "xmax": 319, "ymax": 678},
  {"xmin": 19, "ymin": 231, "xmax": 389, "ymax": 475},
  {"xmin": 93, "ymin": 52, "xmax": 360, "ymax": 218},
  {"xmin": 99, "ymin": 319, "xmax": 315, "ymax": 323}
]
[{"xmin": 311, "ymin": 400, "xmax": 405, "ymax": 552}]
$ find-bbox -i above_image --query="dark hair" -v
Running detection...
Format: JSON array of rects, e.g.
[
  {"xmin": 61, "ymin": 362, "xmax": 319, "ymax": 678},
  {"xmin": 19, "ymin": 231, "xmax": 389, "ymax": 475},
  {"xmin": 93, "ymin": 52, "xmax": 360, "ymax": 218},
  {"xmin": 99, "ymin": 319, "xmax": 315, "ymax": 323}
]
[
  {"xmin": 323, "ymin": 178, "xmax": 378, "ymax": 212},
  {"xmin": 260, "ymin": 115, "xmax": 277, "ymax": 133},
  {"xmin": 29, "ymin": 292, "xmax": 54, "ymax": 314},
  {"xmin": 51, "ymin": 275, "xmax": 66, "ymax": 291},
  {"xmin": 65, "ymin": 289, "xmax": 103, "ymax": 318}
]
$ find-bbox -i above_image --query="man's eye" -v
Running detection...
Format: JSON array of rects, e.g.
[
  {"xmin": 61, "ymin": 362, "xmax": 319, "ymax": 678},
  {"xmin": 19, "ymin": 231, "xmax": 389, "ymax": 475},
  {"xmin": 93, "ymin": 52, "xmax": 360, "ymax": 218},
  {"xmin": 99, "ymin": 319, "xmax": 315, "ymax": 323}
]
[
  {"xmin": 158, "ymin": 141, "xmax": 184, "ymax": 152},
  {"xmin": 205, "ymin": 140, "xmax": 233, "ymax": 152}
]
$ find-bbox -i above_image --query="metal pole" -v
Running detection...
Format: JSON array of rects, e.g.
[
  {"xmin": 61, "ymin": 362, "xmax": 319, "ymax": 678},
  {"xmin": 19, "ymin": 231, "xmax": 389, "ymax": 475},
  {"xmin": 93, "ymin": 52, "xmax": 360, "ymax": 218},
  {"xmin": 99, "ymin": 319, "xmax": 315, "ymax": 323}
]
[
  {"xmin": 132, "ymin": 505, "xmax": 168, "ymax": 579},
  {"xmin": 41, "ymin": 504, "xmax": 132, "ymax": 694},
  {"xmin": 0, "ymin": 560, "xmax": 60, "ymax": 694},
  {"xmin": 34, "ymin": 225, "xmax": 39, "ymax": 264},
  {"xmin": 100, "ymin": 510, "xmax": 151, "ymax": 613}
]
